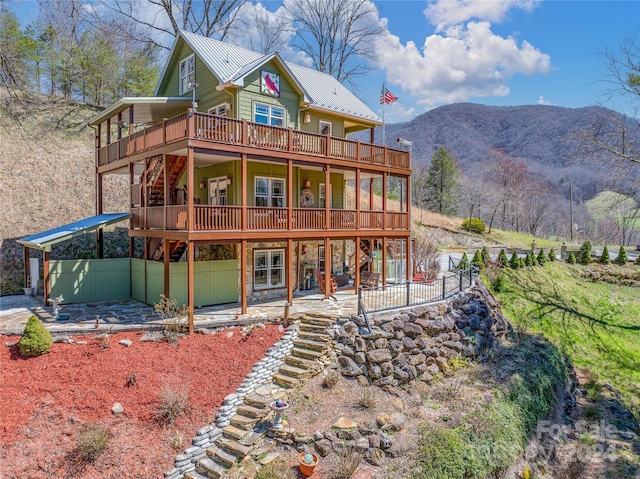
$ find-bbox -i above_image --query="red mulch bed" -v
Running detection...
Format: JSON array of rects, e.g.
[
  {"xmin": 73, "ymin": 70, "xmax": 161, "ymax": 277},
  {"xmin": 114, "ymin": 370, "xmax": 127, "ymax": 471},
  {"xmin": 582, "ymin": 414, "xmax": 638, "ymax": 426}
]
[{"xmin": 0, "ymin": 326, "xmax": 283, "ymax": 478}]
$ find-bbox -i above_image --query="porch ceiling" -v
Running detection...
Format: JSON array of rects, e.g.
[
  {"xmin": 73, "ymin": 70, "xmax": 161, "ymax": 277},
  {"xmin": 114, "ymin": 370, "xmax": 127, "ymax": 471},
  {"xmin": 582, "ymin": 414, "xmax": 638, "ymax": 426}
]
[{"xmin": 17, "ymin": 213, "xmax": 132, "ymax": 252}]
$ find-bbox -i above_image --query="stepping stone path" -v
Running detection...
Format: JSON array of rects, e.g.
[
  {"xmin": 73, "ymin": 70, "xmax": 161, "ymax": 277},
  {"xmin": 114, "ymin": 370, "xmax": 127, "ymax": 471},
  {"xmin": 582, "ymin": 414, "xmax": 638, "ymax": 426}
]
[{"xmin": 184, "ymin": 313, "xmax": 337, "ymax": 479}]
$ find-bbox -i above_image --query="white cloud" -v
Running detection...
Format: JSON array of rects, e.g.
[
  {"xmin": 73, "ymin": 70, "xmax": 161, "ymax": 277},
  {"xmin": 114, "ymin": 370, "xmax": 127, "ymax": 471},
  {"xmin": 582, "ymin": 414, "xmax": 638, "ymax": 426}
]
[
  {"xmin": 424, "ymin": 0, "xmax": 541, "ymax": 30},
  {"xmin": 378, "ymin": 102, "xmax": 416, "ymax": 124},
  {"xmin": 537, "ymin": 96, "xmax": 552, "ymax": 105},
  {"xmin": 375, "ymin": 20, "xmax": 550, "ymax": 107}
]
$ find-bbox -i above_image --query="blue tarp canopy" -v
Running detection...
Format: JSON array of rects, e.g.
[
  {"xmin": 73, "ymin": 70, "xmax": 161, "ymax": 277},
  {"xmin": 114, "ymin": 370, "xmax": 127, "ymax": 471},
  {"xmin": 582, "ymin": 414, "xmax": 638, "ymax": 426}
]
[{"xmin": 17, "ymin": 213, "xmax": 131, "ymax": 251}]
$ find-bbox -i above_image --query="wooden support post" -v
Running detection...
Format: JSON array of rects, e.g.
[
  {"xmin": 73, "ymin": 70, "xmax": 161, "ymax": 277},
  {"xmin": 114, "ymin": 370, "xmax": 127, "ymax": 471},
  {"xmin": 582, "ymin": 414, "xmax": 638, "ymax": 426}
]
[
  {"xmin": 241, "ymin": 153, "xmax": 247, "ymax": 231},
  {"xmin": 324, "ymin": 237, "xmax": 331, "ymax": 299},
  {"xmin": 187, "ymin": 148, "xmax": 194, "ymax": 231},
  {"xmin": 406, "ymin": 237, "xmax": 412, "ymax": 282},
  {"xmin": 187, "ymin": 241, "xmax": 194, "ymax": 334},
  {"xmin": 164, "ymin": 240, "xmax": 170, "ymax": 299},
  {"xmin": 355, "ymin": 169, "xmax": 361, "ymax": 229},
  {"xmin": 354, "ymin": 236, "xmax": 360, "ymax": 294},
  {"xmin": 325, "ymin": 165, "xmax": 331, "ymax": 230},
  {"xmin": 382, "ymin": 237, "xmax": 387, "ymax": 287},
  {"xmin": 241, "ymin": 240, "xmax": 247, "ymax": 314},
  {"xmin": 23, "ymin": 247, "xmax": 30, "ymax": 288},
  {"xmin": 43, "ymin": 250, "xmax": 50, "ymax": 304},
  {"xmin": 97, "ymin": 173, "xmax": 104, "ymax": 259},
  {"xmin": 287, "ymin": 238, "xmax": 293, "ymax": 305},
  {"xmin": 287, "ymin": 159, "xmax": 293, "ymax": 230},
  {"xmin": 382, "ymin": 171, "xmax": 387, "ymax": 230}
]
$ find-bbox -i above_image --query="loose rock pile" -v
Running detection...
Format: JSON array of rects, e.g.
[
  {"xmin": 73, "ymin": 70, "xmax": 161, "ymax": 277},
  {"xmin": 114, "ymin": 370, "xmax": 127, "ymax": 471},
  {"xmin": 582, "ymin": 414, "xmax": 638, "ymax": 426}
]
[{"xmin": 333, "ymin": 283, "xmax": 511, "ymax": 388}]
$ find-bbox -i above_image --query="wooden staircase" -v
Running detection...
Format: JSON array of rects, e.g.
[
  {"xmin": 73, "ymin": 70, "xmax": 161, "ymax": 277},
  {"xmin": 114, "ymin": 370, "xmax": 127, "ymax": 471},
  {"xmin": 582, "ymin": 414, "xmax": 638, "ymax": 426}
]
[
  {"xmin": 185, "ymin": 314, "xmax": 337, "ymax": 479},
  {"xmin": 349, "ymin": 239, "xmax": 374, "ymax": 274},
  {"xmin": 145, "ymin": 238, "xmax": 187, "ymax": 262},
  {"xmin": 148, "ymin": 154, "xmax": 187, "ymax": 206}
]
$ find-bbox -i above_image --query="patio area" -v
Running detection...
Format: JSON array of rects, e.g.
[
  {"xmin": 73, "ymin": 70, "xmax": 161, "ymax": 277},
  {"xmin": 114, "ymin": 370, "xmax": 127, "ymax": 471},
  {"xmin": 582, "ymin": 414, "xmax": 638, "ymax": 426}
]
[{"xmin": 0, "ymin": 289, "xmax": 360, "ymax": 335}]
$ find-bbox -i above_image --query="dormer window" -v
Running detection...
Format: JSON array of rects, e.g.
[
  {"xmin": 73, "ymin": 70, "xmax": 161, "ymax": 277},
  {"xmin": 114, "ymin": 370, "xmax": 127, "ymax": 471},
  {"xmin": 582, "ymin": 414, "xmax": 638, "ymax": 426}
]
[{"xmin": 179, "ymin": 54, "xmax": 195, "ymax": 95}]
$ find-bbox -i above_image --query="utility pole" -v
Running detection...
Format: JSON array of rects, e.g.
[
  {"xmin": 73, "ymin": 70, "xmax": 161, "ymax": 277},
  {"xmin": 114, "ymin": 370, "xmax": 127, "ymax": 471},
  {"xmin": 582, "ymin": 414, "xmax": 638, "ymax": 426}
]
[{"xmin": 569, "ymin": 183, "xmax": 574, "ymax": 241}]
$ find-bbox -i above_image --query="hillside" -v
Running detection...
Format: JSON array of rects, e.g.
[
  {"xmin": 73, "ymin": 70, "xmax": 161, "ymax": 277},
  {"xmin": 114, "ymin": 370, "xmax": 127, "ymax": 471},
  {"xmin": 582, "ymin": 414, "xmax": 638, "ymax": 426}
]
[
  {"xmin": 0, "ymin": 92, "xmax": 129, "ymax": 293},
  {"xmin": 370, "ymin": 103, "xmax": 639, "ymax": 201}
]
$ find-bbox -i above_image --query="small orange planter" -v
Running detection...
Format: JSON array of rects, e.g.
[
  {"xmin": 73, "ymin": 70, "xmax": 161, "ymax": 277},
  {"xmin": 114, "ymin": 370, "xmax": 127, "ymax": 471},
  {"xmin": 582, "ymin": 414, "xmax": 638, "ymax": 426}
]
[{"xmin": 298, "ymin": 452, "xmax": 319, "ymax": 477}]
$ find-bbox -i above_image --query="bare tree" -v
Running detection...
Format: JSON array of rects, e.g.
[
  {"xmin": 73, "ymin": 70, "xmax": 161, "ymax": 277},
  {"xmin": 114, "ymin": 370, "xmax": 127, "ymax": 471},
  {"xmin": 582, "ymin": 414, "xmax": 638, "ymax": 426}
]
[
  {"xmin": 90, "ymin": 0, "xmax": 246, "ymax": 50},
  {"xmin": 284, "ymin": 0, "xmax": 383, "ymax": 85}
]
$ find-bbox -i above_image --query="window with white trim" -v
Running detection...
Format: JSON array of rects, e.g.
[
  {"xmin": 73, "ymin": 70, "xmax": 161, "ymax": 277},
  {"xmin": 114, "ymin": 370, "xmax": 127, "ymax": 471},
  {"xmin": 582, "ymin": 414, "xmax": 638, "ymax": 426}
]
[
  {"xmin": 207, "ymin": 103, "xmax": 228, "ymax": 116},
  {"xmin": 254, "ymin": 103, "xmax": 284, "ymax": 126},
  {"xmin": 179, "ymin": 54, "xmax": 195, "ymax": 95},
  {"xmin": 319, "ymin": 183, "xmax": 331, "ymax": 206},
  {"xmin": 318, "ymin": 245, "xmax": 332, "ymax": 272},
  {"xmin": 254, "ymin": 249, "xmax": 284, "ymax": 289},
  {"xmin": 255, "ymin": 177, "xmax": 285, "ymax": 207},
  {"xmin": 319, "ymin": 120, "xmax": 332, "ymax": 135}
]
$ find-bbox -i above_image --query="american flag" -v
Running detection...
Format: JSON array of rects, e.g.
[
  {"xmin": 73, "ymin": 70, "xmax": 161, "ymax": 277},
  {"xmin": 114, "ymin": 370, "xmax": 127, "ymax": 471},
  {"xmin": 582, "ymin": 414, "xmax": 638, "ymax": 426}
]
[{"xmin": 380, "ymin": 85, "xmax": 398, "ymax": 104}]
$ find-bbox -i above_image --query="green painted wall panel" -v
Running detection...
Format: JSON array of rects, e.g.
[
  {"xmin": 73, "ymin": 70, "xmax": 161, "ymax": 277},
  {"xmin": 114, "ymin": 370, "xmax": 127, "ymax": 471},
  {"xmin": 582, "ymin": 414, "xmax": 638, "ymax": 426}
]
[
  {"xmin": 194, "ymin": 260, "xmax": 238, "ymax": 305},
  {"xmin": 131, "ymin": 259, "xmax": 146, "ymax": 302},
  {"xmin": 49, "ymin": 259, "xmax": 130, "ymax": 304},
  {"xmin": 145, "ymin": 261, "xmax": 164, "ymax": 307}
]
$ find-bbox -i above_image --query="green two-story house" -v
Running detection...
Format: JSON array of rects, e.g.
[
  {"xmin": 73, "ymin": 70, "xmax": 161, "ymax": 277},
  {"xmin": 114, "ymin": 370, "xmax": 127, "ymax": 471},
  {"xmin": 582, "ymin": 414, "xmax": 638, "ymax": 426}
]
[{"xmin": 89, "ymin": 31, "xmax": 412, "ymax": 329}]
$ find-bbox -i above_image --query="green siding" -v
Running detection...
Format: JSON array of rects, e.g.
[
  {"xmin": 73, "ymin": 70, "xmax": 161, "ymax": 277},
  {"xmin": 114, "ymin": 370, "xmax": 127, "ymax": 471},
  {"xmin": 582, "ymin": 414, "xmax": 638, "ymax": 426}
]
[
  {"xmin": 299, "ymin": 111, "xmax": 346, "ymax": 138},
  {"xmin": 49, "ymin": 259, "xmax": 130, "ymax": 304},
  {"xmin": 157, "ymin": 40, "xmax": 228, "ymax": 113},
  {"xmin": 188, "ymin": 161, "xmax": 344, "ymax": 208},
  {"xmin": 238, "ymin": 60, "xmax": 299, "ymax": 128}
]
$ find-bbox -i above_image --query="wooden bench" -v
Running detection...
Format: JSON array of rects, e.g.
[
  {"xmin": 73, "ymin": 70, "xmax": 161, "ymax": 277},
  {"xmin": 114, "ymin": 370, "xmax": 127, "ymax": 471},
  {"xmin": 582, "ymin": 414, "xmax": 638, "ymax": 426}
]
[{"xmin": 360, "ymin": 271, "xmax": 380, "ymax": 288}]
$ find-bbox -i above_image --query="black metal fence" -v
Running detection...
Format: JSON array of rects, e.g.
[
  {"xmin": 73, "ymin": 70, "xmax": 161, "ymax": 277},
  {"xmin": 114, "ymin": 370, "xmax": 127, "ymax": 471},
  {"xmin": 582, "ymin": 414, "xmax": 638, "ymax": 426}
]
[{"xmin": 357, "ymin": 267, "xmax": 477, "ymax": 316}]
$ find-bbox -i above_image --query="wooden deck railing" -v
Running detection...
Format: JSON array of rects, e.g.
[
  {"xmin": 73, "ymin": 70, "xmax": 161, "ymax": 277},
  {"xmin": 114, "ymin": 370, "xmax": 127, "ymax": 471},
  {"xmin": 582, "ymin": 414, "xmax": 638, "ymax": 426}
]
[
  {"xmin": 98, "ymin": 110, "xmax": 410, "ymax": 170},
  {"xmin": 130, "ymin": 205, "xmax": 408, "ymax": 232}
]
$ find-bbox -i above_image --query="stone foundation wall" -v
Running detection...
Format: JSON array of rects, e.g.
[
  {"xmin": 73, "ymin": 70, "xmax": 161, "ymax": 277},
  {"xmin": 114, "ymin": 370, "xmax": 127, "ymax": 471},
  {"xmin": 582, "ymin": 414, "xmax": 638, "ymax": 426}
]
[{"xmin": 334, "ymin": 283, "xmax": 511, "ymax": 386}]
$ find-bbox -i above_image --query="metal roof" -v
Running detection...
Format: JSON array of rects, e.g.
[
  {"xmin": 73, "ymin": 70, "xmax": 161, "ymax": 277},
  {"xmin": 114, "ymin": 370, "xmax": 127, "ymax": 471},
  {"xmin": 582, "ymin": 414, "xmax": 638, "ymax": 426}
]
[
  {"xmin": 174, "ymin": 31, "xmax": 382, "ymax": 125},
  {"xmin": 17, "ymin": 213, "xmax": 132, "ymax": 252}
]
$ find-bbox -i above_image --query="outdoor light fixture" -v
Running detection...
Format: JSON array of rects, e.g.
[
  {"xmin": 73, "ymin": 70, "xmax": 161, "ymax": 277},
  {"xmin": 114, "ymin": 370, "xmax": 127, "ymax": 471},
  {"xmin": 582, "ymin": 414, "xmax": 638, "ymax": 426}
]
[
  {"xmin": 200, "ymin": 178, "xmax": 207, "ymax": 189},
  {"xmin": 188, "ymin": 81, "xmax": 199, "ymax": 111},
  {"xmin": 302, "ymin": 245, "xmax": 308, "ymax": 254},
  {"xmin": 303, "ymin": 179, "xmax": 311, "ymax": 188},
  {"xmin": 303, "ymin": 113, "xmax": 311, "ymax": 123},
  {"xmin": 227, "ymin": 175, "xmax": 233, "ymax": 185}
]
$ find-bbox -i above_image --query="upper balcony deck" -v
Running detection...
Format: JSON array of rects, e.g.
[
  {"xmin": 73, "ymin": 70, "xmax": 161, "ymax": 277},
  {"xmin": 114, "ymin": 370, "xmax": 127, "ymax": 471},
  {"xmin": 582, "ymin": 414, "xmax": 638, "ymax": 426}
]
[{"xmin": 97, "ymin": 111, "xmax": 411, "ymax": 172}]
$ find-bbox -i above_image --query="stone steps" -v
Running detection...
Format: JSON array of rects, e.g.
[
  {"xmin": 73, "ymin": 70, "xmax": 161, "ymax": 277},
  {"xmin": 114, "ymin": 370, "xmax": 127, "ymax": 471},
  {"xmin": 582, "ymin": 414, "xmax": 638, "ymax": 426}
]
[
  {"xmin": 236, "ymin": 404, "xmax": 269, "ymax": 419},
  {"xmin": 190, "ymin": 315, "xmax": 340, "ymax": 478},
  {"xmin": 278, "ymin": 363, "xmax": 313, "ymax": 379},
  {"xmin": 273, "ymin": 373, "xmax": 300, "ymax": 388},
  {"xmin": 230, "ymin": 414, "xmax": 258, "ymax": 430},
  {"xmin": 290, "ymin": 346, "xmax": 324, "ymax": 360},
  {"xmin": 222, "ymin": 425, "xmax": 248, "ymax": 441},
  {"xmin": 293, "ymin": 337, "xmax": 330, "ymax": 352},
  {"xmin": 196, "ymin": 456, "xmax": 228, "ymax": 479}
]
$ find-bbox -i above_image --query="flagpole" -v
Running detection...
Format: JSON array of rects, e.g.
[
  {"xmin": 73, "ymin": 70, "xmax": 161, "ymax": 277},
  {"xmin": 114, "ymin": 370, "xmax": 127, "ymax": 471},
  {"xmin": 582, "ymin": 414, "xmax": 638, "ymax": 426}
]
[{"xmin": 382, "ymin": 82, "xmax": 386, "ymax": 146}]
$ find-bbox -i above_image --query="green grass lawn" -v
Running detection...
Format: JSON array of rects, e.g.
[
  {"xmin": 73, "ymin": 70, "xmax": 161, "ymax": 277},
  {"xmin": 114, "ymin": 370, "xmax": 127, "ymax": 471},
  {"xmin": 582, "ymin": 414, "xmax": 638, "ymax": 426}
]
[{"xmin": 494, "ymin": 262, "xmax": 640, "ymax": 418}]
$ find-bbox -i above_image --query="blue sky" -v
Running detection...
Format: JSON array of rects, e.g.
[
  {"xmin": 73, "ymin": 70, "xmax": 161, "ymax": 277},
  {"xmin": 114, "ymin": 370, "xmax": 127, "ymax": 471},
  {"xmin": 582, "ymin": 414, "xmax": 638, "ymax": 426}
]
[{"xmin": 11, "ymin": 0, "xmax": 640, "ymax": 122}]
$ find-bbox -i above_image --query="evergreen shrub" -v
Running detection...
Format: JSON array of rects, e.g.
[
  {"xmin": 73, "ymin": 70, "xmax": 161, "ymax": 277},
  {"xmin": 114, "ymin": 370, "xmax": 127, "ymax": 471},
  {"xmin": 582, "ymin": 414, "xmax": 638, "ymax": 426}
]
[
  {"xmin": 600, "ymin": 246, "xmax": 610, "ymax": 264},
  {"xmin": 481, "ymin": 246, "xmax": 491, "ymax": 266},
  {"xmin": 461, "ymin": 217, "xmax": 486, "ymax": 233},
  {"xmin": 615, "ymin": 246, "xmax": 628, "ymax": 265},
  {"xmin": 509, "ymin": 252, "xmax": 520, "ymax": 269},
  {"xmin": 567, "ymin": 252, "xmax": 576, "ymax": 264},
  {"xmin": 536, "ymin": 250, "xmax": 546, "ymax": 265},
  {"xmin": 471, "ymin": 250, "xmax": 484, "ymax": 270},
  {"xmin": 498, "ymin": 249, "xmax": 509, "ymax": 268},
  {"xmin": 548, "ymin": 249, "xmax": 556, "ymax": 261},
  {"xmin": 18, "ymin": 315, "xmax": 53, "ymax": 357},
  {"xmin": 579, "ymin": 241, "xmax": 592, "ymax": 264}
]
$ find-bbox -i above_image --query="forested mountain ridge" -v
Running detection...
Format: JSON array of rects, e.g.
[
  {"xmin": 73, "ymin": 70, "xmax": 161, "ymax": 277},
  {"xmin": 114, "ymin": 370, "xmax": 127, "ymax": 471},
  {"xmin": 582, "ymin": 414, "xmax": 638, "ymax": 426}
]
[{"xmin": 376, "ymin": 103, "xmax": 636, "ymax": 201}]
